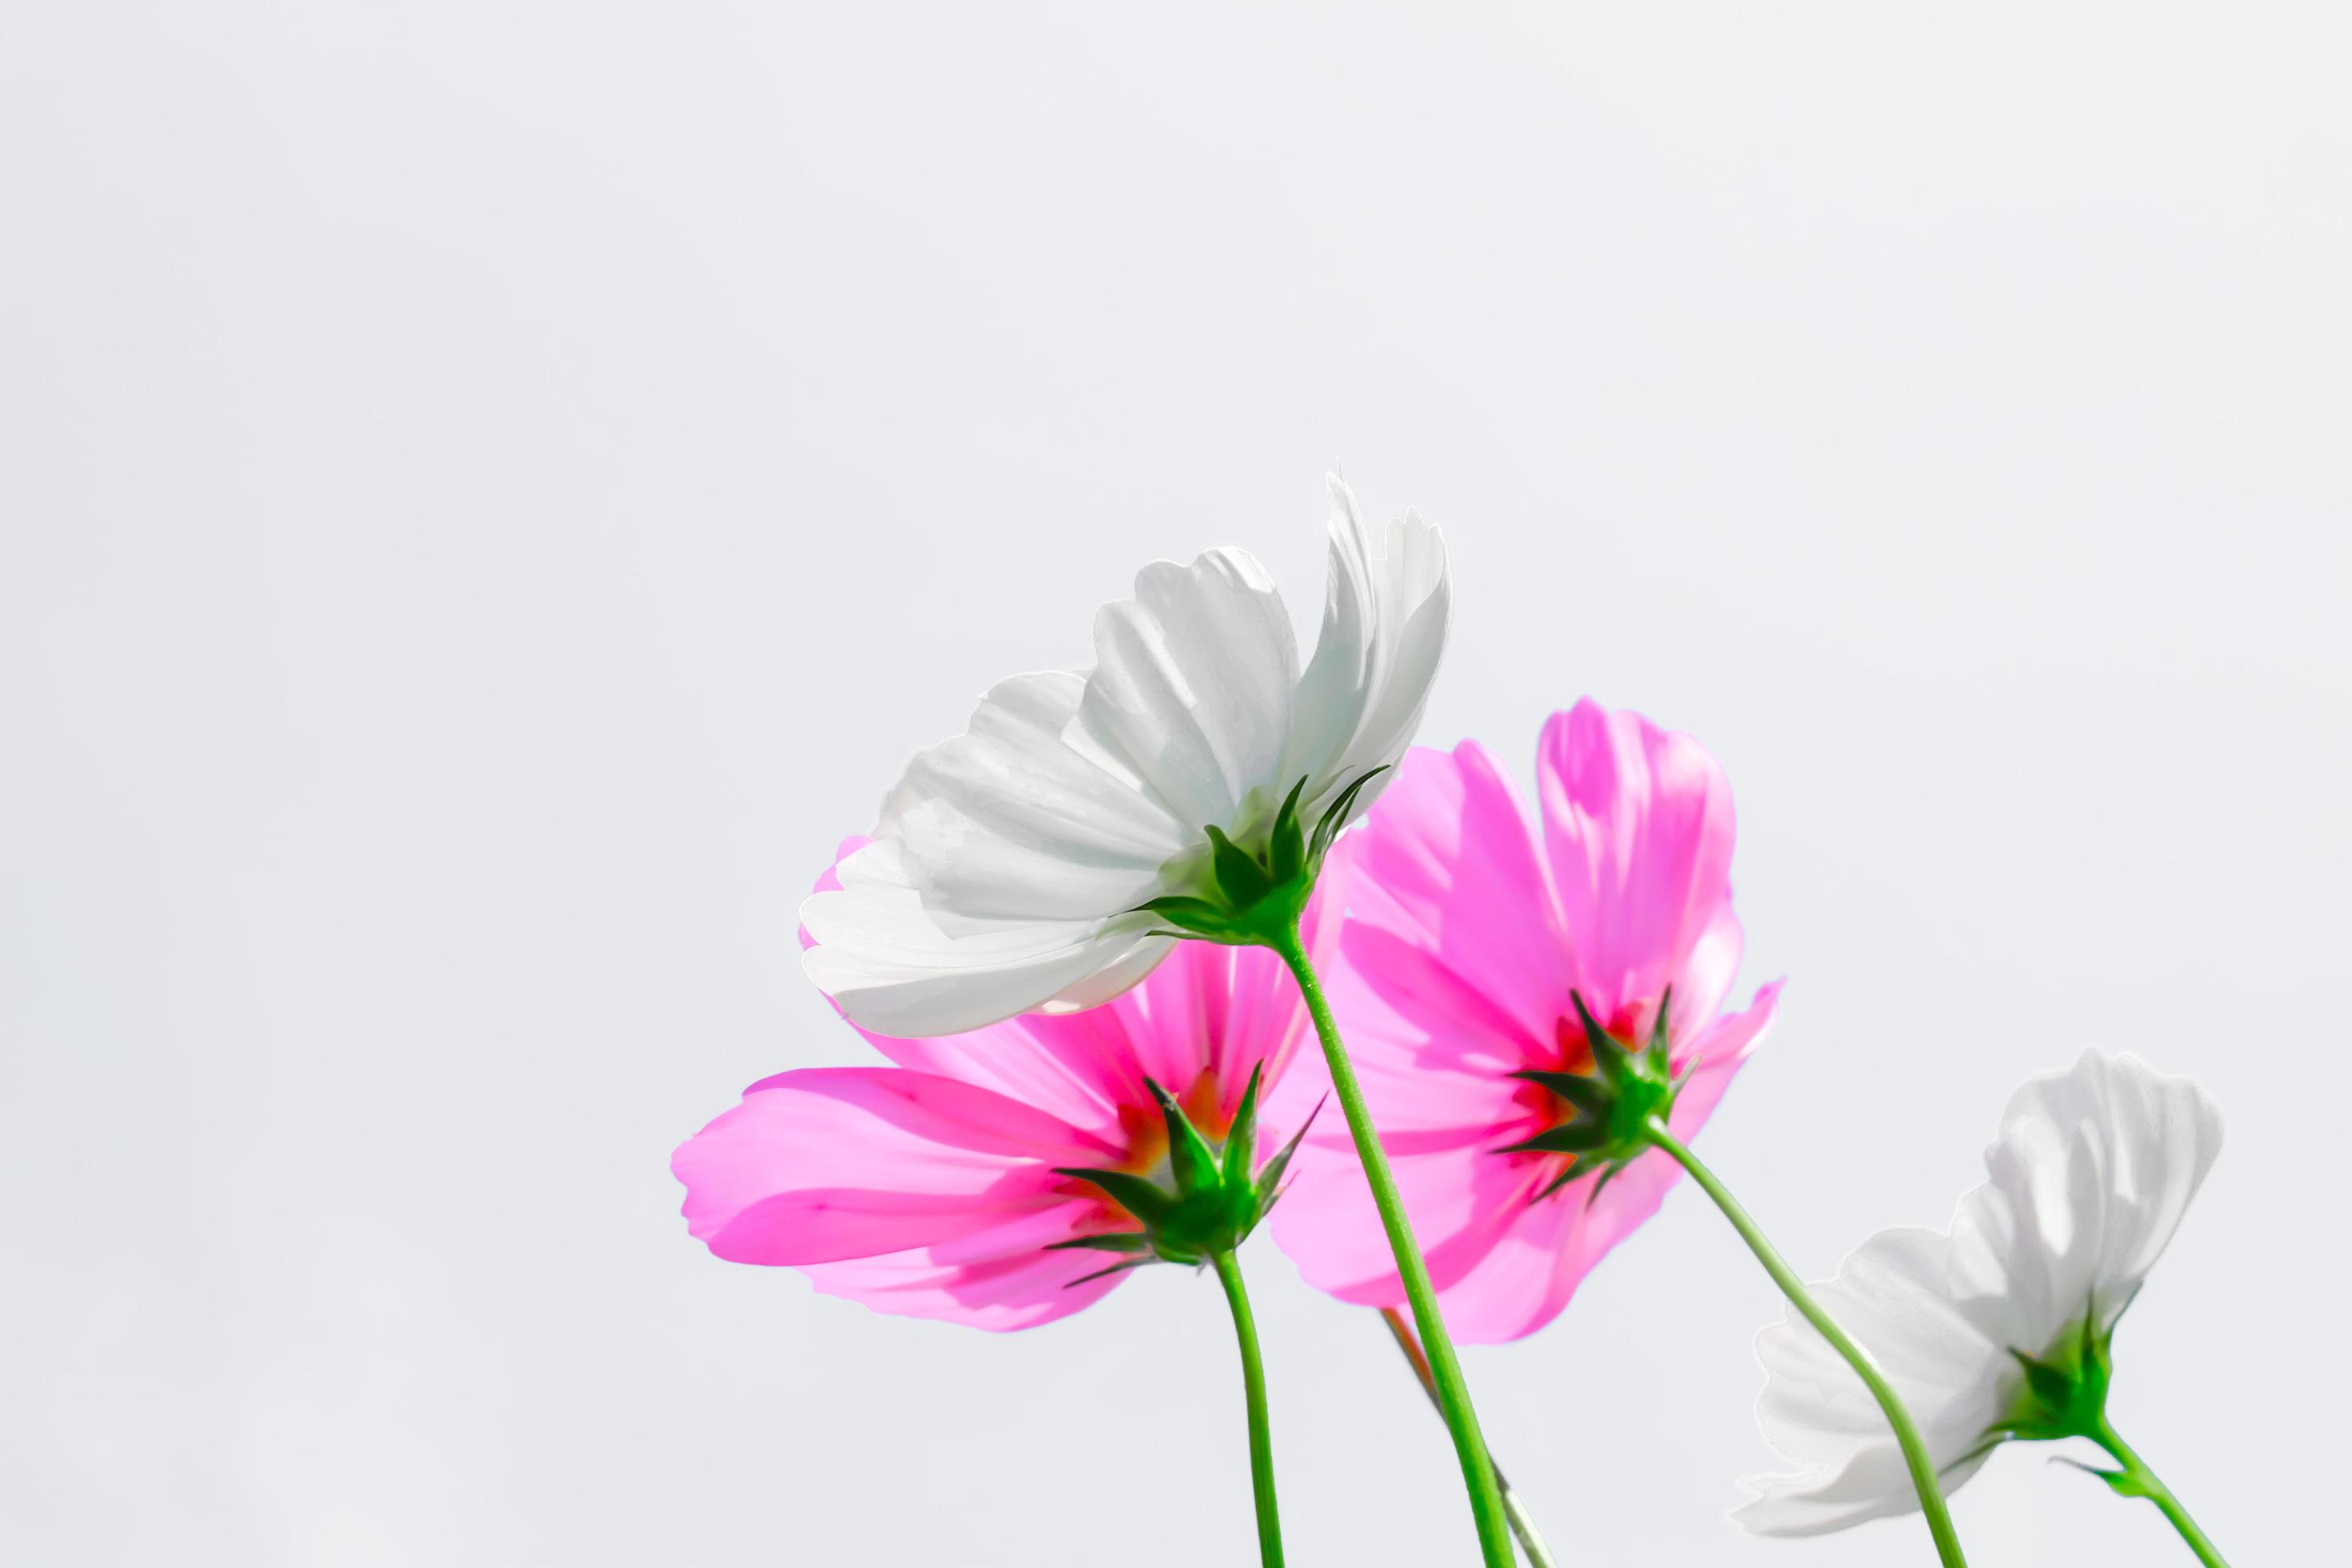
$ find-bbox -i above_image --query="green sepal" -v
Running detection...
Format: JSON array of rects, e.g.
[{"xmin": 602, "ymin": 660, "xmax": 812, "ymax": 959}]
[
  {"xmin": 1054, "ymin": 1166, "xmax": 1178, "ymax": 1228},
  {"xmin": 1507, "ymin": 1067, "xmax": 1611, "ymax": 1118},
  {"xmin": 1570, "ymin": 992, "xmax": 1630, "ymax": 1079},
  {"xmin": 2046, "ymin": 1456, "xmax": 2140, "ymax": 1497},
  {"xmin": 1532, "ymin": 1150, "xmax": 1614, "ymax": 1202},
  {"xmin": 1203, "ymin": 823, "xmax": 1274, "ymax": 908},
  {"xmin": 1066, "ymin": 1257, "xmax": 1156, "ymax": 1287},
  {"xmin": 1246, "ymin": 1095, "xmax": 1323, "ymax": 1223},
  {"xmin": 1146, "ymin": 1076, "xmax": 1223, "ymax": 1196},
  {"xmin": 1990, "ymin": 1310, "xmax": 2116, "ymax": 1443},
  {"xmin": 1499, "ymin": 1119, "xmax": 1610, "ymax": 1155},
  {"xmin": 1221, "ymin": 1063, "xmax": 1266, "ymax": 1190},
  {"xmin": 1044, "ymin": 1231, "xmax": 1154, "ymax": 1254},
  {"xmin": 1133, "ymin": 895, "xmax": 1255, "ymax": 945},
  {"xmin": 1644, "ymin": 985, "xmax": 1674, "ymax": 1079},
  {"xmin": 1127, "ymin": 766, "xmax": 1387, "ymax": 952},
  {"xmin": 1309, "ymin": 765, "xmax": 1388, "ymax": 864},
  {"xmin": 2012, "ymin": 1349, "xmax": 2080, "ymax": 1413},
  {"xmin": 1266, "ymin": 777, "xmax": 1310, "ymax": 888},
  {"xmin": 1057, "ymin": 1062, "xmax": 1312, "ymax": 1287},
  {"xmin": 1511, "ymin": 988, "xmax": 1685, "ymax": 1209}
]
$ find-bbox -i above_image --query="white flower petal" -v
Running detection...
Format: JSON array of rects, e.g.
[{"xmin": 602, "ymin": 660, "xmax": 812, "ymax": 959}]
[
  {"xmin": 881, "ymin": 670, "xmax": 1185, "ymax": 920},
  {"xmin": 1283, "ymin": 476, "xmax": 1451, "ymax": 822},
  {"xmin": 1993, "ymin": 1050, "xmax": 2226, "ymax": 1327},
  {"xmin": 806, "ymin": 479, "xmax": 1450, "ymax": 1036},
  {"xmin": 1031, "ymin": 933, "xmax": 1177, "ymax": 1014},
  {"xmin": 1741, "ymin": 1226, "xmax": 2010, "ymax": 1532},
  {"xmin": 1738, "ymin": 1442, "xmax": 1996, "ymax": 1538},
  {"xmin": 1739, "ymin": 1050, "xmax": 2224, "ymax": 1540},
  {"xmin": 1077, "ymin": 547, "xmax": 1298, "ymax": 830},
  {"xmin": 1965, "ymin": 1113, "xmax": 2110, "ymax": 1349},
  {"xmin": 801, "ymin": 842, "xmax": 1167, "ymax": 1037}
]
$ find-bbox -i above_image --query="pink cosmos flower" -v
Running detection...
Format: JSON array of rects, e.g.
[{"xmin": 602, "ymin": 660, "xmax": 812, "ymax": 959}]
[
  {"xmin": 674, "ymin": 841, "xmax": 1340, "ymax": 1330},
  {"xmin": 1270, "ymin": 699, "xmax": 1783, "ymax": 1342}
]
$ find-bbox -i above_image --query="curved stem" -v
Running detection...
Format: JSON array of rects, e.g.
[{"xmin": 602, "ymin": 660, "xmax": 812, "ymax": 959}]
[
  {"xmin": 2090, "ymin": 1416, "xmax": 2230, "ymax": 1568},
  {"xmin": 1271, "ymin": 926, "xmax": 1514, "ymax": 1568},
  {"xmin": 1380, "ymin": 1308, "xmax": 1560, "ymax": 1568},
  {"xmin": 1210, "ymin": 1250, "xmax": 1284, "ymax": 1568},
  {"xmin": 1642, "ymin": 1118, "xmax": 1970, "ymax": 1568}
]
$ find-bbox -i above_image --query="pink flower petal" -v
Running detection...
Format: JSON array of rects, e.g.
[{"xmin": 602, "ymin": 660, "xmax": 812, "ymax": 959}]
[
  {"xmin": 1276, "ymin": 702, "xmax": 1778, "ymax": 1345},
  {"xmin": 672, "ymin": 1067, "xmax": 1104, "ymax": 1266},
  {"xmin": 682, "ymin": 846, "xmax": 1347, "ymax": 1332},
  {"xmin": 1536, "ymin": 699, "xmax": 1737, "ymax": 1035},
  {"xmin": 801, "ymin": 1229, "xmax": 1133, "ymax": 1332},
  {"xmin": 1339, "ymin": 742, "xmax": 1569, "ymax": 1054}
]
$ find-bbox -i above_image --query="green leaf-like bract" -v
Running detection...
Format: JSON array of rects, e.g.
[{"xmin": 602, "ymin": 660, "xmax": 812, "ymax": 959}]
[
  {"xmin": 1129, "ymin": 767, "xmax": 1387, "ymax": 948},
  {"xmin": 1053, "ymin": 1062, "xmax": 1317, "ymax": 1285},
  {"xmin": 1502, "ymin": 987, "xmax": 1685, "ymax": 1210},
  {"xmin": 1992, "ymin": 1310, "xmax": 2118, "ymax": 1445}
]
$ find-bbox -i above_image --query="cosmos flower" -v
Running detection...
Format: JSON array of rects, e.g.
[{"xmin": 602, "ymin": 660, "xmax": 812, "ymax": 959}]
[
  {"xmin": 1272, "ymin": 700, "xmax": 1782, "ymax": 1342},
  {"xmin": 801, "ymin": 477, "xmax": 1449, "ymax": 1038},
  {"xmin": 674, "ymin": 843, "xmax": 1342, "ymax": 1329},
  {"xmin": 1737, "ymin": 1050, "xmax": 2226, "ymax": 1536}
]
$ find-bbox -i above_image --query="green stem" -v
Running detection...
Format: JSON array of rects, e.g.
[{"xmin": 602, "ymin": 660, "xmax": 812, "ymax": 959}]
[
  {"xmin": 1210, "ymin": 1250, "xmax": 1284, "ymax": 1568},
  {"xmin": 1642, "ymin": 1118, "xmax": 1970, "ymax": 1568},
  {"xmin": 2090, "ymin": 1416, "xmax": 2230, "ymax": 1567},
  {"xmin": 1380, "ymin": 1308, "xmax": 1560, "ymax": 1568},
  {"xmin": 1271, "ymin": 926, "xmax": 1514, "ymax": 1568}
]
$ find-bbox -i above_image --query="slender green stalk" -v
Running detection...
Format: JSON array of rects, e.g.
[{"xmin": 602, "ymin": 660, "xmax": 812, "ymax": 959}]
[
  {"xmin": 2090, "ymin": 1416, "xmax": 2230, "ymax": 1568},
  {"xmin": 1380, "ymin": 1307, "xmax": 1560, "ymax": 1568},
  {"xmin": 1642, "ymin": 1118, "xmax": 1970, "ymax": 1568},
  {"xmin": 1270, "ymin": 925, "xmax": 1515, "ymax": 1568},
  {"xmin": 1210, "ymin": 1250, "xmax": 1284, "ymax": 1568}
]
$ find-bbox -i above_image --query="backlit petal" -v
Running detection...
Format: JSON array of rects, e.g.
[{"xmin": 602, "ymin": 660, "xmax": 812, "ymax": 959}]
[
  {"xmin": 1336, "ymin": 742, "xmax": 1570, "ymax": 1055},
  {"xmin": 1536, "ymin": 698, "xmax": 1736, "ymax": 1033},
  {"xmin": 1075, "ymin": 546, "xmax": 1298, "ymax": 830},
  {"xmin": 1740, "ymin": 1226, "xmax": 2008, "ymax": 1534},
  {"xmin": 801, "ymin": 838, "xmax": 1165, "ymax": 1036},
  {"xmin": 1284, "ymin": 477, "xmax": 1451, "ymax": 821},
  {"xmin": 671, "ymin": 1067, "xmax": 1098, "ymax": 1266}
]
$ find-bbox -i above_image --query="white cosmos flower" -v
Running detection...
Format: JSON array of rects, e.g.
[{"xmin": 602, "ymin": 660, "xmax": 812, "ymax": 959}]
[
  {"xmin": 801, "ymin": 476, "xmax": 1450, "ymax": 1038},
  {"xmin": 1736, "ymin": 1050, "xmax": 2225, "ymax": 1536}
]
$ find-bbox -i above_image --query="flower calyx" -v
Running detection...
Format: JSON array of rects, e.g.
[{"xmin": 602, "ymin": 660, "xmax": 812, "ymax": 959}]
[
  {"xmin": 1502, "ymin": 989, "xmax": 1690, "ymax": 1205},
  {"xmin": 1994, "ymin": 1309, "xmax": 2118, "ymax": 1448},
  {"xmin": 1132, "ymin": 769, "xmax": 1386, "ymax": 947},
  {"xmin": 1048, "ymin": 1063, "xmax": 1320, "ymax": 1285}
]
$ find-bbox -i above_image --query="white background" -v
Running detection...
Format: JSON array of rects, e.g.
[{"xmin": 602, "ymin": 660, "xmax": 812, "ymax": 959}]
[{"xmin": 5, "ymin": 4, "xmax": 2344, "ymax": 1564}]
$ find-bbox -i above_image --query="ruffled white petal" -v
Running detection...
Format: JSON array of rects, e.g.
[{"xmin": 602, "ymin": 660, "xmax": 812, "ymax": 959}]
[
  {"xmin": 806, "ymin": 478, "xmax": 1451, "ymax": 1037},
  {"xmin": 1076, "ymin": 547, "xmax": 1298, "ymax": 831},
  {"xmin": 1738, "ymin": 1050, "xmax": 2223, "ymax": 1538},
  {"xmin": 1738, "ymin": 1227, "xmax": 2010, "ymax": 1536},
  {"xmin": 1283, "ymin": 476, "xmax": 1452, "ymax": 823},
  {"xmin": 882, "ymin": 670, "xmax": 1186, "ymax": 918},
  {"xmin": 1992, "ymin": 1049, "xmax": 2226, "ymax": 1328},
  {"xmin": 1737, "ymin": 1439, "xmax": 1997, "ymax": 1538},
  {"xmin": 801, "ymin": 840, "xmax": 1170, "ymax": 1037}
]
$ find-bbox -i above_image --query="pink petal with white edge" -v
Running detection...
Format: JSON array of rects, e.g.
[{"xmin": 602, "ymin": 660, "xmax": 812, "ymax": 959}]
[{"xmin": 1536, "ymin": 699, "xmax": 1738, "ymax": 1035}]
